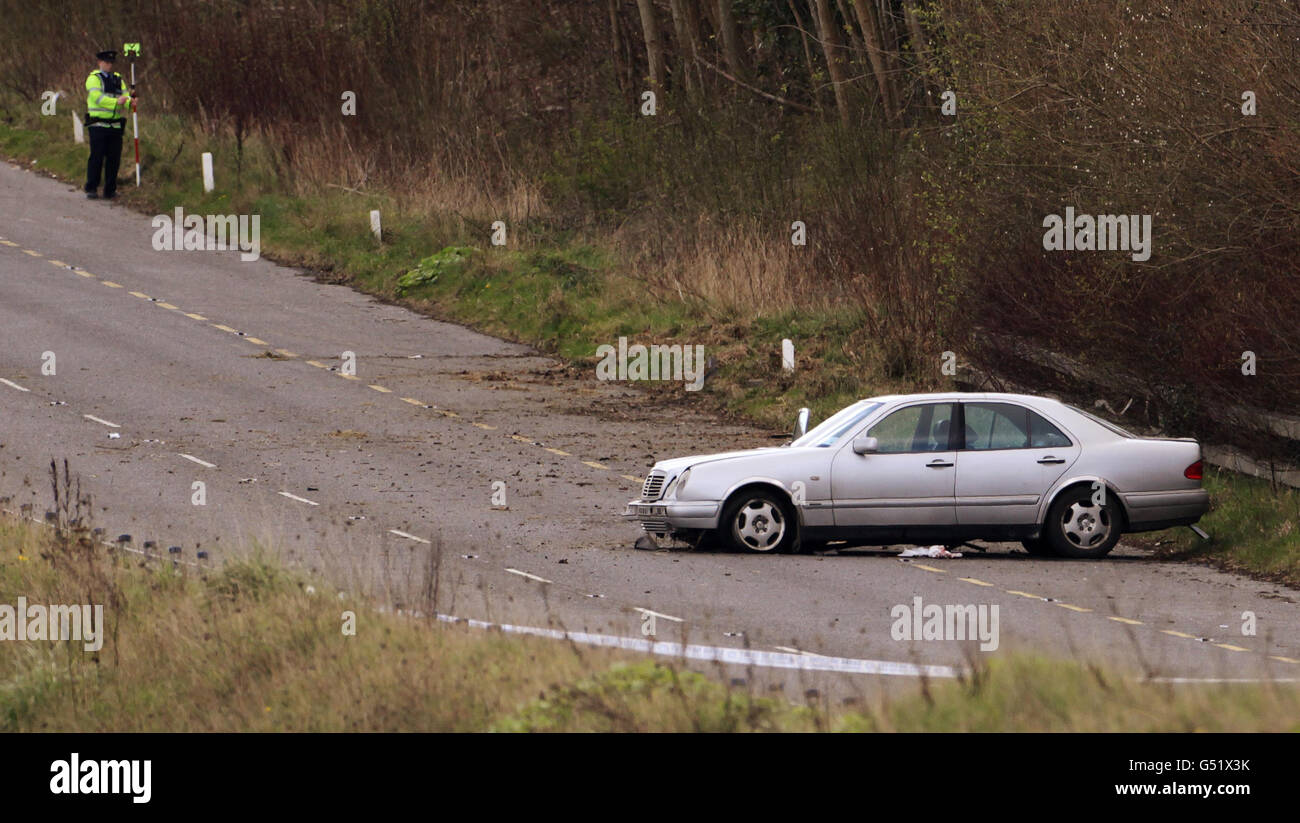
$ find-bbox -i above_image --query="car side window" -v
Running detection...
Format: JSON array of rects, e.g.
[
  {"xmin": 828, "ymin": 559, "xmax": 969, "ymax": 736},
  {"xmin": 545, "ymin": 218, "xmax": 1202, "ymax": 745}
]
[
  {"xmin": 867, "ymin": 403, "xmax": 955, "ymax": 453},
  {"xmin": 964, "ymin": 403, "xmax": 1029, "ymax": 450},
  {"xmin": 1029, "ymin": 410, "xmax": 1072, "ymax": 447},
  {"xmin": 964, "ymin": 403, "xmax": 1072, "ymax": 450}
]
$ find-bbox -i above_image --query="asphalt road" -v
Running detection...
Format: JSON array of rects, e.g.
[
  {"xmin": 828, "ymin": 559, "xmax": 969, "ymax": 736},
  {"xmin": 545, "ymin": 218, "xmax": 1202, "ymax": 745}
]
[{"xmin": 1, "ymin": 160, "xmax": 1297, "ymax": 695}]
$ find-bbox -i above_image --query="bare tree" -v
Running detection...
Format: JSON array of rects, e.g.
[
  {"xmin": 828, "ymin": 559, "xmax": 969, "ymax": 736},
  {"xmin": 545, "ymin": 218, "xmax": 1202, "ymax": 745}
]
[
  {"xmin": 850, "ymin": 0, "xmax": 897, "ymax": 118},
  {"xmin": 636, "ymin": 0, "xmax": 667, "ymax": 91},
  {"xmin": 810, "ymin": 0, "xmax": 850, "ymax": 123},
  {"xmin": 715, "ymin": 0, "xmax": 748, "ymax": 80},
  {"xmin": 668, "ymin": 0, "xmax": 700, "ymax": 92}
]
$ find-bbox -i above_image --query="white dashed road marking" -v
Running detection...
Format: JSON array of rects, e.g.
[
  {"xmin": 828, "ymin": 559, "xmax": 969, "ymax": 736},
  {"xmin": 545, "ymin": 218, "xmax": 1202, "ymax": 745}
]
[
  {"xmin": 0, "ymin": 378, "xmax": 30, "ymax": 392},
  {"xmin": 179, "ymin": 453, "xmax": 216, "ymax": 468},
  {"xmin": 388, "ymin": 529, "xmax": 431, "ymax": 545},
  {"xmin": 634, "ymin": 607, "xmax": 684, "ymax": 623},
  {"xmin": 83, "ymin": 414, "xmax": 120, "ymax": 428},
  {"xmin": 506, "ymin": 568, "xmax": 552, "ymax": 584},
  {"xmin": 277, "ymin": 491, "xmax": 319, "ymax": 506}
]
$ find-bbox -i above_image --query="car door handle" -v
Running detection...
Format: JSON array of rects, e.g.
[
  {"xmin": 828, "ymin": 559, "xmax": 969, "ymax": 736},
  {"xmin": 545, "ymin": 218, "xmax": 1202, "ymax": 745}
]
[
  {"xmin": 926, "ymin": 459, "xmax": 954, "ymax": 468},
  {"xmin": 1037, "ymin": 456, "xmax": 1066, "ymax": 464}
]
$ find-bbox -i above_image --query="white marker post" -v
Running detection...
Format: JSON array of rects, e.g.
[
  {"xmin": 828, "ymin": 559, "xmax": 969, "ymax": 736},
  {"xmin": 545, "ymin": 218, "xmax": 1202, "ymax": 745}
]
[
  {"xmin": 369, "ymin": 209, "xmax": 381, "ymax": 243},
  {"xmin": 131, "ymin": 62, "xmax": 140, "ymax": 186},
  {"xmin": 201, "ymin": 152, "xmax": 214, "ymax": 192},
  {"xmin": 72, "ymin": 111, "xmax": 83, "ymax": 144},
  {"xmin": 782, "ymin": 338, "xmax": 795, "ymax": 372}
]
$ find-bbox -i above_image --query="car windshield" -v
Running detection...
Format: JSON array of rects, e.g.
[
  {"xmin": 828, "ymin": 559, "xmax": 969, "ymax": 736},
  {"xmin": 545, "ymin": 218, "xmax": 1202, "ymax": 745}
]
[
  {"xmin": 1067, "ymin": 404, "xmax": 1136, "ymax": 438},
  {"xmin": 792, "ymin": 401, "xmax": 883, "ymax": 448}
]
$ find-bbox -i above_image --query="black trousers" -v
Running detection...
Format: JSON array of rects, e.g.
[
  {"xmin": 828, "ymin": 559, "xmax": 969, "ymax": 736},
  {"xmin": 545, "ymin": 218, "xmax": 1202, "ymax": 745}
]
[{"xmin": 85, "ymin": 123, "xmax": 124, "ymax": 196}]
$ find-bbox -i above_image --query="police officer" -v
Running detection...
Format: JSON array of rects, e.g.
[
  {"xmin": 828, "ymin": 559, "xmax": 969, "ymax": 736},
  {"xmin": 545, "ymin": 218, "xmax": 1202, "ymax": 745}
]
[{"xmin": 84, "ymin": 50, "xmax": 134, "ymax": 199}]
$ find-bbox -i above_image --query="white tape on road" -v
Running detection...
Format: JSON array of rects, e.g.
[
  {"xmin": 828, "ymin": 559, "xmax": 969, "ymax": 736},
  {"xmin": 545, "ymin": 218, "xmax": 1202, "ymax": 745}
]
[
  {"xmin": 277, "ymin": 491, "xmax": 319, "ymax": 506},
  {"xmin": 436, "ymin": 614, "xmax": 957, "ymax": 678},
  {"xmin": 0, "ymin": 378, "xmax": 30, "ymax": 392},
  {"xmin": 83, "ymin": 414, "xmax": 120, "ymax": 428}
]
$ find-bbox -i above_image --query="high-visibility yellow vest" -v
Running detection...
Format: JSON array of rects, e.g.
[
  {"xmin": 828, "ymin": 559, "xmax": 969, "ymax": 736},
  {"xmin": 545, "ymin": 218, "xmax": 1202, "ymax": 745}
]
[{"xmin": 86, "ymin": 70, "xmax": 130, "ymax": 127}]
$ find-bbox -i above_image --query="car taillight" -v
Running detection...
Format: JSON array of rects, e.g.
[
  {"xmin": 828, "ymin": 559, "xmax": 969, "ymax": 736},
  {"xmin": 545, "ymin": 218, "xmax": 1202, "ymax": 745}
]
[{"xmin": 1184, "ymin": 460, "xmax": 1203, "ymax": 480}]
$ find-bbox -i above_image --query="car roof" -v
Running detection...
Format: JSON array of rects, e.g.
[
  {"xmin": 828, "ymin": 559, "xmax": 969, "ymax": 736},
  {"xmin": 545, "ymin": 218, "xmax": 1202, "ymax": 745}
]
[{"xmin": 862, "ymin": 392, "xmax": 1067, "ymax": 407}]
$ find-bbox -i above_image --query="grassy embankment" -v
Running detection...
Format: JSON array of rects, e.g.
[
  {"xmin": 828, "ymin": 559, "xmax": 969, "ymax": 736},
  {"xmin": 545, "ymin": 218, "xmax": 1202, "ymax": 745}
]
[
  {"xmin": 0, "ymin": 101, "xmax": 1296, "ymax": 589},
  {"xmin": 2, "ymin": 517, "xmax": 1298, "ymax": 732}
]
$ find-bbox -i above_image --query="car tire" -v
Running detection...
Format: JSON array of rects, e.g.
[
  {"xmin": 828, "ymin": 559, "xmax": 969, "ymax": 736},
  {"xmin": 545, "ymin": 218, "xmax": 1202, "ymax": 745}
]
[
  {"xmin": 1044, "ymin": 485, "xmax": 1123, "ymax": 559},
  {"xmin": 720, "ymin": 489, "xmax": 797, "ymax": 554},
  {"xmin": 1020, "ymin": 537, "xmax": 1054, "ymax": 557}
]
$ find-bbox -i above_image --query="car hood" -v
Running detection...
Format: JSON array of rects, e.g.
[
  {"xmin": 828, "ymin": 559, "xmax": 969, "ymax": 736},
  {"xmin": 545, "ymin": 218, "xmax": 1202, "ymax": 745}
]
[{"xmin": 653, "ymin": 446, "xmax": 805, "ymax": 474}]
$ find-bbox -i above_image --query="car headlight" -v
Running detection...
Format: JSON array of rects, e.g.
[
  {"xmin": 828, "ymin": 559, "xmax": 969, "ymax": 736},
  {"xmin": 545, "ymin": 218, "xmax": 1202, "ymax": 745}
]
[{"xmin": 674, "ymin": 468, "xmax": 692, "ymax": 497}]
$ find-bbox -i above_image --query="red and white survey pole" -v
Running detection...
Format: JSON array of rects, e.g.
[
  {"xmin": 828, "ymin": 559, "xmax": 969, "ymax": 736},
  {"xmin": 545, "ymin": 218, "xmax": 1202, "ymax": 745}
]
[{"xmin": 130, "ymin": 61, "xmax": 140, "ymax": 186}]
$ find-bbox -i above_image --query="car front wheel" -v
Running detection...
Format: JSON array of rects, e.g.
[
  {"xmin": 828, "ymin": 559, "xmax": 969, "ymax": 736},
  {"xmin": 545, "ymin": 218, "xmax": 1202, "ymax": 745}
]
[
  {"xmin": 720, "ymin": 490, "xmax": 797, "ymax": 553},
  {"xmin": 1045, "ymin": 485, "xmax": 1123, "ymax": 559}
]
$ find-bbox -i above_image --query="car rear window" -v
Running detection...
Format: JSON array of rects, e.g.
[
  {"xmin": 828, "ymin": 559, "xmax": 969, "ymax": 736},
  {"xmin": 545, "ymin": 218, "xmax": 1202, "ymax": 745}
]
[{"xmin": 1067, "ymin": 405, "xmax": 1136, "ymax": 438}]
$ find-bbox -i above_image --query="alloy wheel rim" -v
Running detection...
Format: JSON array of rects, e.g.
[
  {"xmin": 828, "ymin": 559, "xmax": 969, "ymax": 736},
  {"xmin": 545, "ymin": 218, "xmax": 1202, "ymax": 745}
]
[
  {"xmin": 1062, "ymin": 500, "xmax": 1111, "ymax": 547},
  {"xmin": 735, "ymin": 499, "xmax": 785, "ymax": 550}
]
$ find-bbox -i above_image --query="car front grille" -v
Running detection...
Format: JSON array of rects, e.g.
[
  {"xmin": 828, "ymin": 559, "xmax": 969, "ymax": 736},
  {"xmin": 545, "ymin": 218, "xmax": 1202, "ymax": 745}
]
[{"xmin": 641, "ymin": 472, "xmax": 666, "ymax": 501}]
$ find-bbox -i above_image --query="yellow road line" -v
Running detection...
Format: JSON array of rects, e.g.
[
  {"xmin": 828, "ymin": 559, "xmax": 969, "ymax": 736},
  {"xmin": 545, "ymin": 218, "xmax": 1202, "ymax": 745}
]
[
  {"xmin": 275, "ymin": 349, "xmax": 297, "ymax": 358},
  {"xmin": 158, "ymin": 302, "xmax": 179, "ymax": 310},
  {"xmin": 544, "ymin": 447, "xmax": 571, "ymax": 456},
  {"xmin": 959, "ymin": 577, "xmax": 994, "ymax": 587},
  {"xmin": 101, "ymin": 281, "xmax": 123, "ymax": 288},
  {"xmin": 621, "ymin": 475, "xmax": 641, "ymax": 482},
  {"xmin": 0, "ymin": 239, "xmax": 17, "ymax": 246},
  {"xmin": 1213, "ymin": 643, "xmax": 1249, "ymax": 652},
  {"xmin": 22, "ymin": 249, "xmax": 42, "ymax": 257},
  {"xmin": 1054, "ymin": 603, "xmax": 1092, "ymax": 613},
  {"xmin": 510, "ymin": 435, "xmax": 532, "ymax": 443},
  {"xmin": 48, "ymin": 259, "xmax": 67, "ymax": 267},
  {"xmin": 911, "ymin": 564, "xmax": 947, "ymax": 574},
  {"xmin": 1270, "ymin": 655, "xmax": 1300, "ymax": 664},
  {"xmin": 472, "ymin": 422, "xmax": 496, "ymax": 430},
  {"xmin": 338, "ymin": 373, "xmax": 359, "ymax": 381},
  {"xmin": 129, "ymin": 291, "xmax": 151, "ymax": 299},
  {"xmin": 75, "ymin": 270, "xmax": 96, "ymax": 278},
  {"xmin": 583, "ymin": 460, "xmax": 610, "ymax": 470},
  {"xmin": 1161, "ymin": 630, "xmax": 1197, "ymax": 639},
  {"xmin": 245, "ymin": 337, "xmax": 268, "ymax": 345},
  {"xmin": 1108, "ymin": 616, "xmax": 1143, "ymax": 625},
  {"xmin": 212, "ymin": 324, "xmax": 238, "ymax": 333},
  {"xmin": 1005, "ymin": 590, "xmax": 1043, "ymax": 600},
  {"xmin": 184, "ymin": 312, "xmax": 206, "ymax": 320},
  {"xmin": 306, "ymin": 360, "xmax": 328, "ymax": 368},
  {"xmin": 400, "ymin": 397, "xmax": 425, "ymax": 406},
  {"xmin": 368, "ymin": 384, "xmax": 391, "ymax": 393}
]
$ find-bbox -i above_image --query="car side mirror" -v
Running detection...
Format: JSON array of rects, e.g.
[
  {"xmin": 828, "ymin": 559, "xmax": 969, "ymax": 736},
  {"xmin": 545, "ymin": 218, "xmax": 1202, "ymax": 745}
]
[
  {"xmin": 852, "ymin": 435, "xmax": 879, "ymax": 455},
  {"xmin": 793, "ymin": 407, "xmax": 810, "ymax": 440}
]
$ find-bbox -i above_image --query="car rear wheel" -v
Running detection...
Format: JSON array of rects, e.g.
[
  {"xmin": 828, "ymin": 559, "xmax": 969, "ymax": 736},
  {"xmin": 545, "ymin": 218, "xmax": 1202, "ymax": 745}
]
[
  {"xmin": 1045, "ymin": 485, "xmax": 1123, "ymax": 559},
  {"xmin": 721, "ymin": 490, "xmax": 797, "ymax": 553}
]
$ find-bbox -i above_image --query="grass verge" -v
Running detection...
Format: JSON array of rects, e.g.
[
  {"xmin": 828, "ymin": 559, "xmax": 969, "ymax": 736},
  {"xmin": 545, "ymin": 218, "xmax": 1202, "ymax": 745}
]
[{"xmin": 1143, "ymin": 467, "xmax": 1300, "ymax": 587}]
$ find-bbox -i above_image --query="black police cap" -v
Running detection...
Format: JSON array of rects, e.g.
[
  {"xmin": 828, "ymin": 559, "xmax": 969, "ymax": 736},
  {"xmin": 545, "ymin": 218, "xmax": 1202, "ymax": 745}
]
[{"xmin": 96, "ymin": 50, "xmax": 117, "ymax": 62}]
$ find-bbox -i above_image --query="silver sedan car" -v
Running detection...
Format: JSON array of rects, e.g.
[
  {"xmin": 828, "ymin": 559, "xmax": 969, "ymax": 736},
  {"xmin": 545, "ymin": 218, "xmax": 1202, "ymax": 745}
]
[{"xmin": 624, "ymin": 392, "xmax": 1209, "ymax": 558}]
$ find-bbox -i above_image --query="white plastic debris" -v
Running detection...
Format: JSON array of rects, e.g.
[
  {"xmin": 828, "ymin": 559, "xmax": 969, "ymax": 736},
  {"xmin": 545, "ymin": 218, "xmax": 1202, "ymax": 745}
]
[{"xmin": 899, "ymin": 545, "xmax": 962, "ymax": 558}]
